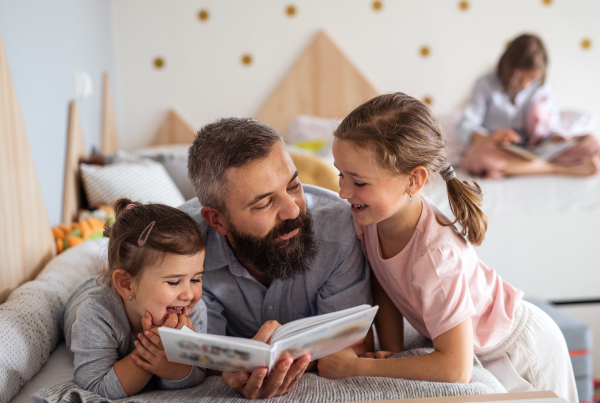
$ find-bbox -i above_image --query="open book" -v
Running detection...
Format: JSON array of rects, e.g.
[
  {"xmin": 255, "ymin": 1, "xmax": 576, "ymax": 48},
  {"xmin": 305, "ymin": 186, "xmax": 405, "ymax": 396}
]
[
  {"xmin": 158, "ymin": 304, "xmax": 378, "ymax": 373},
  {"xmin": 502, "ymin": 139, "xmax": 578, "ymax": 161}
]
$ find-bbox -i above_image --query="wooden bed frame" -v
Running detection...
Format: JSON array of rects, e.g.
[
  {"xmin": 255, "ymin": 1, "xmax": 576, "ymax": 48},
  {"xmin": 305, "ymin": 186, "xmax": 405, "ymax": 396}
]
[{"xmin": 0, "ymin": 33, "xmax": 56, "ymax": 303}]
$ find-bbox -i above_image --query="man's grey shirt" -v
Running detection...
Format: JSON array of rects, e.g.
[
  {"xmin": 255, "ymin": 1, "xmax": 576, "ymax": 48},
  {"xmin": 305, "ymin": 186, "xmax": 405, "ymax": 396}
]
[{"xmin": 179, "ymin": 184, "xmax": 372, "ymax": 338}]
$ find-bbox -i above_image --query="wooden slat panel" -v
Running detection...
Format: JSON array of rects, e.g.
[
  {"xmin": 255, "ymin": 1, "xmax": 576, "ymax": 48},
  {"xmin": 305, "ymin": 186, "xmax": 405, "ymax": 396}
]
[
  {"xmin": 256, "ymin": 31, "xmax": 379, "ymax": 140},
  {"xmin": 101, "ymin": 73, "xmax": 119, "ymax": 155},
  {"xmin": 151, "ymin": 109, "xmax": 196, "ymax": 146},
  {"xmin": 61, "ymin": 101, "xmax": 86, "ymax": 226},
  {"xmin": 0, "ymin": 33, "xmax": 56, "ymax": 303}
]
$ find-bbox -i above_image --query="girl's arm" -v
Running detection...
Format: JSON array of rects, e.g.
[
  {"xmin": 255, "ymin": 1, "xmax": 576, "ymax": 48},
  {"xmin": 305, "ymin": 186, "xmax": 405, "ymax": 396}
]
[
  {"xmin": 319, "ymin": 318, "xmax": 474, "ymax": 383},
  {"xmin": 371, "ymin": 274, "xmax": 404, "ymax": 353},
  {"xmin": 113, "ymin": 351, "xmax": 154, "ymax": 396},
  {"xmin": 358, "ymin": 317, "xmax": 473, "ymax": 383}
]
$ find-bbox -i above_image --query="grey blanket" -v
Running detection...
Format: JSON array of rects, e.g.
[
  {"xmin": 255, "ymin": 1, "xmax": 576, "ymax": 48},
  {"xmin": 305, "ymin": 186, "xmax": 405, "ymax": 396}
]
[{"xmin": 35, "ymin": 349, "xmax": 505, "ymax": 402}]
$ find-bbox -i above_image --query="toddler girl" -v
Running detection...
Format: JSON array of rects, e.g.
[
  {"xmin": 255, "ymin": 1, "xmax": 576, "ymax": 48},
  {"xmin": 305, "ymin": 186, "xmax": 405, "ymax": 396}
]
[
  {"xmin": 457, "ymin": 33, "xmax": 599, "ymax": 178},
  {"xmin": 63, "ymin": 198, "xmax": 207, "ymax": 399},
  {"xmin": 318, "ymin": 93, "xmax": 578, "ymax": 403}
]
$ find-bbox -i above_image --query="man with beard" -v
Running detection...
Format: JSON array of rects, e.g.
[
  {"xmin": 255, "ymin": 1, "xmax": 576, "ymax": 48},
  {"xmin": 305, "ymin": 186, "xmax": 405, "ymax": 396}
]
[{"xmin": 180, "ymin": 117, "xmax": 371, "ymax": 399}]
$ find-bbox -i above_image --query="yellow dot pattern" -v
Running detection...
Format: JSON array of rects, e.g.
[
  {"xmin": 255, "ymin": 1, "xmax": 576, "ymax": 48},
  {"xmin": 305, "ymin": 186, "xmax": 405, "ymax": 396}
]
[
  {"xmin": 423, "ymin": 96, "xmax": 433, "ymax": 106},
  {"xmin": 459, "ymin": 1, "xmax": 469, "ymax": 11},
  {"xmin": 542, "ymin": 0, "xmax": 552, "ymax": 5},
  {"xmin": 286, "ymin": 5, "xmax": 296, "ymax": 16},
  {"xmin": 372, "ymin": 1, "xmax": 383, "ymax": 11},
  {"xmin": 420, "ymin": 46, "xmax": 430, "ymax": 57},
  {"xmin": 198, "ymin": 9, "xmax": 209, "ymax": 21},
  {"xmin": 581, "ymin": 38, "xmax": 592, "ymax": 50},
  {"xmin": 153, "ymin": 57, "xmax": 165, "ymax": 69},
  {"xmin": 241, "ymin": 54, "xmax": 253, "ymax": 66}
]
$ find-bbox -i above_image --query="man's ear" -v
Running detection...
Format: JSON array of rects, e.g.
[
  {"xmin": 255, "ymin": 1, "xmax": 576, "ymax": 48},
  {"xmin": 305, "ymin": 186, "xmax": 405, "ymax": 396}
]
[
  {"xmin": 201, "ymin": 206, "xmax": 229, "ymax": 236},
  {"xmin": 113, "ymin": 269, "xmax": 134, "ymax": 301},
  {"xmin": 409, "ymin": 166, "xmax": 429, "ymax": 194}
]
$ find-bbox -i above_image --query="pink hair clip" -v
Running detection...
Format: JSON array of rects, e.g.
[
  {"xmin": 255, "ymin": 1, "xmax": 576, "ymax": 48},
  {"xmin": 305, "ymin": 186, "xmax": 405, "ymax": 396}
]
[
  {"xmin": 138, "ymin": 221, "xmax": 155, "ymax": 247},
  {"xmin": 126, "ymin": 203, "xmax": 136, "ymax": 210}
]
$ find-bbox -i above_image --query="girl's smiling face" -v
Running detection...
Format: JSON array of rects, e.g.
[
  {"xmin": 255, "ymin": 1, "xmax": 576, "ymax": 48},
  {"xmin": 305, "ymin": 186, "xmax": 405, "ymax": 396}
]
[
  {"xmin": 332, "ymin": 138, "xmax": 409, "ymax": 227},
  {"xmin": 128, "ymin": 251, "xmax": 205, "ymax": 326}
]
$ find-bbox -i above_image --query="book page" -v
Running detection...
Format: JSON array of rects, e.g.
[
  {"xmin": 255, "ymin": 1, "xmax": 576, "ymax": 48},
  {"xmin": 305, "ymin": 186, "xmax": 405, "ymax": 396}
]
[
  {"xmin": 271, "ymin": 304, "xmax": 371, "ymax": 342},
  {"xmin": 271, "ymin": 305, "xmax": 378, "ymax": 363},
  {"xmin": 159, "ymin": 327, "xmax": 272, "ymax": 373}
]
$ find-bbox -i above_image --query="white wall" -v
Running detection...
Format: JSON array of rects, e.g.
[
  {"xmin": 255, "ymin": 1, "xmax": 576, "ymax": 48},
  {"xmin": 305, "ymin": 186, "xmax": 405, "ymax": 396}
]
[
  {"xmin": 111, "ymin": 0, "xmax": 600, "ymax": 150},
  {"xmin": 0, "ymin": 0, "xmax": 116, "ymax": 225}
]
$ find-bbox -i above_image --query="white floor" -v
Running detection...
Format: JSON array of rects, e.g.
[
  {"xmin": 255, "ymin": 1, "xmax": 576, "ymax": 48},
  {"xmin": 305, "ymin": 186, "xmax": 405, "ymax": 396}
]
[{"xmin": 557, "ymin": 303, "xmax": 600, "ymax": 379}]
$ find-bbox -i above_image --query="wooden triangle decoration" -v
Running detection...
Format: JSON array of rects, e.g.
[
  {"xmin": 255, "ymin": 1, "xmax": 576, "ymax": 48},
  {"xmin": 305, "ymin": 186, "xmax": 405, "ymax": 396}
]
[
  {"xmin": 256, "ymin": 31, "xmax": 379, "ymax": 140},
  {"xmin": 62, "ymin": 101, "xmax": 87, "ymax": 225},
  {"xmin": 101, "ymin": 73, "xmax": 120, "ymax": 155},
  {"xmin": 151, "ymin": 110, "xmax": 196, "ymax": 146},
  {"xmin": 0, "ymin": 32, "xmax": 56, "ymax": 302}
]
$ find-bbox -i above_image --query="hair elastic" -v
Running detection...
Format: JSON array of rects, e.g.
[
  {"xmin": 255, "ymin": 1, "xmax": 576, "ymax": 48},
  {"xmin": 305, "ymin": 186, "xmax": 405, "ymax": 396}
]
[
  {"xmin": 138, "ymin": 221, "xmax": 155, "ymax": 247},
  {"xmin": 441, "ymin": 166, "xmax": 457, "ymax": 182},
  {"xmin": 126, "ymin": 203, "xmax": 136, "ymax": 210}
]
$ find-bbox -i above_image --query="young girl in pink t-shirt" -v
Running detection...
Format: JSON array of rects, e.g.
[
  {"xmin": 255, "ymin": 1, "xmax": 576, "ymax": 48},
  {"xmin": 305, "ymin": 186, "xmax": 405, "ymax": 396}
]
[{"xmin": 317, "ymin": 93, "xmax": 577, "ymax": 403}]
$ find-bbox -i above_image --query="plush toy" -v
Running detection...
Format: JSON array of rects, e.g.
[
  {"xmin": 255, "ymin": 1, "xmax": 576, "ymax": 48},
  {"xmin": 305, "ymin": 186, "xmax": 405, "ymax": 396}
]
[{"xmin": 52, "ymin": 206, "xmax": 114, "ymax": 253}]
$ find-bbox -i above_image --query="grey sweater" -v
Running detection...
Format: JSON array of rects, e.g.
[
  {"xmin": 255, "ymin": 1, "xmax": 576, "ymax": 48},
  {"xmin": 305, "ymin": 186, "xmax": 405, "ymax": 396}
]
[{"xmin": 63, "ymin": 276, "xmax": 207, "ymax": 400}]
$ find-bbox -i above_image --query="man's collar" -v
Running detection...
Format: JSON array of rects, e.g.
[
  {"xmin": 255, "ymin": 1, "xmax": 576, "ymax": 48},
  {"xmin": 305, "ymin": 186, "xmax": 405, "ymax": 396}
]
[{"xmin": 203, "ymin": 227, "xmax": 257, "ymax": 281}]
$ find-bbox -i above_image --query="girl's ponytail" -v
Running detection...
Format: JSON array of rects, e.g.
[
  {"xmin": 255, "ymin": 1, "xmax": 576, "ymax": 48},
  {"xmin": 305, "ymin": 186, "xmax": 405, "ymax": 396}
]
[{"xmin": 441, "ymin": 166, "xmax": 488, "ymax": 246}]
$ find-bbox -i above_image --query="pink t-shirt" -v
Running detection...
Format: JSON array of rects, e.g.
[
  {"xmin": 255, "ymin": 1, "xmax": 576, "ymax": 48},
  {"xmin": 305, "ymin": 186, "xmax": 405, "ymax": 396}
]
[{"xmin": 356, "ymin": 197, "xmax": 523, "ymax": 353}]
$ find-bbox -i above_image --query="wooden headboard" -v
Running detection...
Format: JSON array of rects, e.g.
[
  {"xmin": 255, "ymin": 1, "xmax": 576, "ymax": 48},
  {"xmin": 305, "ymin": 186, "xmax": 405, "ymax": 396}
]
[
  {"xmin": 0, "ymin": 33, "xmax": 56, "ymax": 303},
  {"xmin": 256, "ymin": 31, "xmax": 379, "ymax": 140}
]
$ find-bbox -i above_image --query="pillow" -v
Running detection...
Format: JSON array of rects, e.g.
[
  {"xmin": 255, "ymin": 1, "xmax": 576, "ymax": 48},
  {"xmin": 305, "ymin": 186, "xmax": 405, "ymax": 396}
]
[
  {"xmin": 287, "ymin": 115, "xmax": 341, "ymax": 144},
  {"xmin": 133, "ymin": 146, "xmax": 196, "ymax": 201},
  {"xmin": 0, "ymin": 239, "xmax": 107, "ymax": 402},
  {"xmin": 80, "ymin": 151, "xmax": 186, "ymax": 208}
]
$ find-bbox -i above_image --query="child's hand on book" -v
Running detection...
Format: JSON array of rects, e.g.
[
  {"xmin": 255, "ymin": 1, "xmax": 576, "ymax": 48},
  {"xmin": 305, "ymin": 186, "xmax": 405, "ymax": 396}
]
[
  {"xmin": 141, "ymin": 312, "xmax": 195, "ymax": 347},
  {"xmin": 317, "ymin": 347, "xmax": 360, "ymax": 379},
  {"xmin": 132, "ymin": 331, "xmax": 193, "ymax": 381},
  {"xmin": 361, "ymin": 350, "xmax": 396, "ymax": 359}
]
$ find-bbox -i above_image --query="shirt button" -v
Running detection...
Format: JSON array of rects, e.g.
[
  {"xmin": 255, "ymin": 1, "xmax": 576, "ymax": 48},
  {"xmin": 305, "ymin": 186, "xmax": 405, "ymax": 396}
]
[{"xmin": 268, "ymin": 306, "xmax": 273, "ymax": 310}]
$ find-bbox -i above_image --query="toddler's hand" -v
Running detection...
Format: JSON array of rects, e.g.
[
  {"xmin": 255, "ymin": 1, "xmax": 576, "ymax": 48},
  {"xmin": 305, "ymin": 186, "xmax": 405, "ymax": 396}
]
[{"xmin": 132, "ymin": 332, "xmax": 192, "ymax": 381}]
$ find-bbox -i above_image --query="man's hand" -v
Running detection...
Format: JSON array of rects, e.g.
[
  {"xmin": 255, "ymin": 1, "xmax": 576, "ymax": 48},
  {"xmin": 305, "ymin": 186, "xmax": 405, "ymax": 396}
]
[
  {"xmin": 491, "ymin": 128, "xmax": 521, "ymax": 145},
  {"xmin": 132, "ymin": 331, "xmax": 192, "ymax": 381},
  {"xmin": 222, "ymin": 320, "xmax": 310, "ymax": 399},
  {"xmin": 551, "ymin": 134, "xmax": 568, "ymax": 143},
  {"xmin": 317, "ymin": 347, "xmax": 360, "ymax": 379}
]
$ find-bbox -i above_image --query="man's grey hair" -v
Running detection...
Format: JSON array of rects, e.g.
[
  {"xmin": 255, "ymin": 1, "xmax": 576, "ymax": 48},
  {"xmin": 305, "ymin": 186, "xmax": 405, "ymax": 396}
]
[{"xmin": 188, "ymin": 117, "xmax": 284, "ymax": 212}]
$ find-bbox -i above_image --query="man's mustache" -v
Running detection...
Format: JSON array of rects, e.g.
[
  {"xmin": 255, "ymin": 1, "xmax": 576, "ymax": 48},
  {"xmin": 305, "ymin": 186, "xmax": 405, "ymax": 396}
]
[{"xmin": 267, "ymin": 215, "xmax": 303, "ymax": 240}]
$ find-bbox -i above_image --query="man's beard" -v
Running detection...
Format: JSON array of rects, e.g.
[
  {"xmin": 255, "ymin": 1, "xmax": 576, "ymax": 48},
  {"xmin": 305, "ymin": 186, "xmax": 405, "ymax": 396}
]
[{"xmin": 227, "ymin": 210, "xmax": 318, "ymax": 280}]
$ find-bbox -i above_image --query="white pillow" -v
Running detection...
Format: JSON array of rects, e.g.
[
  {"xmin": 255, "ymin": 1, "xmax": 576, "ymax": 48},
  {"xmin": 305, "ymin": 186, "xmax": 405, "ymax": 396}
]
[
  {"xmin": 287, "ymin": 115, "xmax": 341, "ymax": 143},
  {"xmin": 0, "ymin": 239, "xmax": 107, "ymax": 402},
  {"xmin": 80, "ymin": 152, "xmax": 186, "ymax": 208}
]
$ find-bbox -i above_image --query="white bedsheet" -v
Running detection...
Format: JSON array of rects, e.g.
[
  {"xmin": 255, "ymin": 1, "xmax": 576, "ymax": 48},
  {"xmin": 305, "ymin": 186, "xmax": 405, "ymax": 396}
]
[
  {"xmin": 425, "ymin": 169, "xmax": 600, "ymax": 218},
  {"xmin": 10, "ymin": 342, "xmax": 73, "ymax": 403}
]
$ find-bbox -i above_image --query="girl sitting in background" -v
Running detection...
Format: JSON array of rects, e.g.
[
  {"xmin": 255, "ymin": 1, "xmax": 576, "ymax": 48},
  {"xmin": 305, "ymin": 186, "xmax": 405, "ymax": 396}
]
[
  {"xmin": 318, "ymin": 93, "xmax": 578, "ymax": 403},
  {"xmin": 63, "ymin": 198, "xmax": 207, "ymax": 399},
  {"xmin": 457, "ymin": 33, "xmax": 600, "ymax": 178}
]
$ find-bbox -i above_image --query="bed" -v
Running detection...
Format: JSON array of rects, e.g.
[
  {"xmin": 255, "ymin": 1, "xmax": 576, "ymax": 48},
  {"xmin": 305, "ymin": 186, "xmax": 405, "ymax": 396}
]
[{"xmin": 0, "ymin": 29, "xmax": 516, "ymax": 402}]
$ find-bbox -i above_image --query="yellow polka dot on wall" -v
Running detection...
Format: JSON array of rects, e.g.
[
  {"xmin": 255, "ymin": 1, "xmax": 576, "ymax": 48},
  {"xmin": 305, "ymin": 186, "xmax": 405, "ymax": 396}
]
[
  {"xmin": 153, "ymin": 57, "xmax": 165, "ymax": 69},
  {"xmin": 581, "ymin": 38, "xmax": 592, "ymax": 50},
  {"xmin": 241, "ymin": 54, "xmax": 253, "ymax": 66},
  {"xmin": 197, "ymin": 9, "xmax": 209, "ymax": 22},
  {"xmin": 542, "ymin": 0, "xmax": 552, "ymax": 5},
  {"xmin": 372, "ymin": 1, "xmax": 383, "ymax": 11},
  {"xmin": 459, "ymin": 1, "xmax": 469, "ymax": 11},
  {"xmin": 420, "ymin": 46, "xmax": 430, "ymax": 57},
  {"xmin": 286, "ymin": 5, "xmax": 296, "ymax": 17},
  {"xmin": 423, "ymin": 96, "xmax": 433, "ymax": 106}
]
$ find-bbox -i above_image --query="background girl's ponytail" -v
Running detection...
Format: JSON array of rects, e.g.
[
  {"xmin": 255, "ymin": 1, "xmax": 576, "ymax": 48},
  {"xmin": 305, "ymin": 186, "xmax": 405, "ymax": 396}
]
[{"xmin": 442, "ymin": 167, "xmax": 488, "ymax": 246}]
